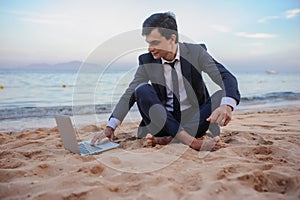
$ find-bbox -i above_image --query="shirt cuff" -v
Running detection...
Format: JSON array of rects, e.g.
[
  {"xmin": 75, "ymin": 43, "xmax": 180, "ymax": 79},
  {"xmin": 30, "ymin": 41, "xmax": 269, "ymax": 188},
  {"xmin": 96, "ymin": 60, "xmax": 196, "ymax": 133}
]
[
  {"xmin": 221, "ymin": 97, "xmax": 237, "ymax": 110},
  {"xmin": 106, "ymin": 117, "xmax": 121, "ymax": 130}
]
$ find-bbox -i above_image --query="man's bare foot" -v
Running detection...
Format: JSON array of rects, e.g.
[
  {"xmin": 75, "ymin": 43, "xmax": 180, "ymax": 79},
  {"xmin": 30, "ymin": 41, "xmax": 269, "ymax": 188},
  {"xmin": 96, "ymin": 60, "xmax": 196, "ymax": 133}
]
[
  {"xmin": 190, "ymin": 136, "xmax": 228, "ymax": 151},
  {"xmin": 145, "ymin": 134, "xmax": 173, "ymax": 147}
]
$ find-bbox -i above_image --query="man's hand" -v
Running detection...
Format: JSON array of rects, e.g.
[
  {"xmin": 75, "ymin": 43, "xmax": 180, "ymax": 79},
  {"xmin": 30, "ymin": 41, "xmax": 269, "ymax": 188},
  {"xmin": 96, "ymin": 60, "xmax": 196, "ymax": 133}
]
[
  {"xmin": 206, "ymin": 104, "xmax": 232, "ymax": 126},
  {"xmin": 90, "ymin": 126, "xmax": 115, "ymax": 146}
]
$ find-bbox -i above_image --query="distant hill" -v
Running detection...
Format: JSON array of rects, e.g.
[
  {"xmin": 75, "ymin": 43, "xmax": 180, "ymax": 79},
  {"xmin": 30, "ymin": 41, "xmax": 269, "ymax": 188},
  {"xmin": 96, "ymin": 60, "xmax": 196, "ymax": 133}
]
[
  {"xmin": 0, "ymin": 61, "xmax": 99, "ymax": 71},
  {"xmin": 26, "ymin": 61, "xmax": 94, "ymax": 70},
  {"xmin": 0, "ymin": 60, "xmax": 137, "ymax": 71},
  {"xmin": 53, "ymin": 61, "xmax": 83, "ymax": 70}
]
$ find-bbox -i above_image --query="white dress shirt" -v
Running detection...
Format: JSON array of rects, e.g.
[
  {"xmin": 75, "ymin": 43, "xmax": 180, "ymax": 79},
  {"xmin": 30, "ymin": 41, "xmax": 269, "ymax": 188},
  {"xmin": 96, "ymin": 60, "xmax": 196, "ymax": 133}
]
[{"xmin": 161, "ymin": 46, "xmax": 192, "ymax": 112}]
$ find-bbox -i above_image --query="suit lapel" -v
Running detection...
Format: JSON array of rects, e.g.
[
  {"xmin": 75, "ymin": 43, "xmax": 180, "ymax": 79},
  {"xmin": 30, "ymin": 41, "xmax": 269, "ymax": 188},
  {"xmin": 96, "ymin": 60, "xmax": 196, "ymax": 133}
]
[
  {"xmin": 150, "ymin": 58, "xmax": 167, "ymax": 102},
  {"xmin": 179, "ymin": 43, "xmax": 193, "ymax": 93},
  {"xmin": 180, "ymin": 56, "xmax": 192, "ymax": 84}
]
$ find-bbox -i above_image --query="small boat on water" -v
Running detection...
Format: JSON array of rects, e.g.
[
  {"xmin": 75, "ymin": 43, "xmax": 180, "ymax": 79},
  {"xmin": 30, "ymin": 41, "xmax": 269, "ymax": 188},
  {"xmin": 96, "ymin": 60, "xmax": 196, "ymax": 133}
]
[{"xmin": 265, "ymin": 70, "xmax": 278, "ymax": 75}]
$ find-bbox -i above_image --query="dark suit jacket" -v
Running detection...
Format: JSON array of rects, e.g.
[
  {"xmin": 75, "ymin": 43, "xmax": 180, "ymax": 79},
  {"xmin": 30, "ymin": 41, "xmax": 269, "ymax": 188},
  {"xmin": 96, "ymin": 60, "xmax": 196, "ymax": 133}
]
[{"xmin": 111, "ymin": 42, "xmax": 240, "ymax": 122}]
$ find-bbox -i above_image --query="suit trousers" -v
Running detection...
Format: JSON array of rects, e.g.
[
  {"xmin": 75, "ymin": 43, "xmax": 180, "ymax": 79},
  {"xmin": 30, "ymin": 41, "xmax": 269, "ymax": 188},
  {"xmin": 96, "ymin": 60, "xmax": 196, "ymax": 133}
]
[{"xmin": 135, "ymin": 83, "xmax": 222, "ymax": 138}]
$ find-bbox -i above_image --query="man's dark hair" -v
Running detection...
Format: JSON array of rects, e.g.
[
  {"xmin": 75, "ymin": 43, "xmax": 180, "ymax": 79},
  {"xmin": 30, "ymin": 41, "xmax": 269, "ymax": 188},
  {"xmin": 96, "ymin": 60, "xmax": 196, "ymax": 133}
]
[{"xmin": 142, "ymin": 12, "xmax": 178, "ymax": 43}]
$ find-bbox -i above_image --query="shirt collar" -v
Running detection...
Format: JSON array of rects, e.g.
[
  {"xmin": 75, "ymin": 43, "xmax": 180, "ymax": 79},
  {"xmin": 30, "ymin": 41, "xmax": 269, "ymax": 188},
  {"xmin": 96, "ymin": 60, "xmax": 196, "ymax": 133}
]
[{"xmin": 161, "ymin": 44, "xmax": 180, "ymax": 64}]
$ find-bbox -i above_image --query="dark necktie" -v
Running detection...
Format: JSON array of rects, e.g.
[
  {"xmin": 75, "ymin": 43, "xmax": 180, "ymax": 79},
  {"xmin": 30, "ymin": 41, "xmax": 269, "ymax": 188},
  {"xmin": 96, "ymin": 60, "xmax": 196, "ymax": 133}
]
[{"xmin": 167, "ymin": 60, "xmax": 181, "ymax": 122}]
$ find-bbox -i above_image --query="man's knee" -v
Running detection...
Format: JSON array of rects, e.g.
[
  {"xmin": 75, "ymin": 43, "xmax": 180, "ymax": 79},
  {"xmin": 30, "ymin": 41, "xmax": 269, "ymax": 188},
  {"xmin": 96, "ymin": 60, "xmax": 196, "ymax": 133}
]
[{"xmin": 135, "ymin": 83, "xmax": 152, "ymax": 97}]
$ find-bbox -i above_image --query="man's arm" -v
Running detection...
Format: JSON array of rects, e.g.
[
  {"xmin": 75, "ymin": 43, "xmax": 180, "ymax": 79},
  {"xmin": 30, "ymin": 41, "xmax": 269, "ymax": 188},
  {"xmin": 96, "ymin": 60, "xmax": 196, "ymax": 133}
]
[
  {"xmin": 198, "ymin": 45, "xmax": 240, "ymax": 126},
  {"xmin": 110, "ymin": 56, "xmax": 149, "ymax": 122},
  {"xmin": 198, "ymin": 46, "xmax": 240, "ymax": 104},
  {"xmin": 106, "ymin": 117, "xmax": 121, "ymax": 130},
  {"xmin": 91, "ymin": 55, "xmax": 149, "ymax": 144}
]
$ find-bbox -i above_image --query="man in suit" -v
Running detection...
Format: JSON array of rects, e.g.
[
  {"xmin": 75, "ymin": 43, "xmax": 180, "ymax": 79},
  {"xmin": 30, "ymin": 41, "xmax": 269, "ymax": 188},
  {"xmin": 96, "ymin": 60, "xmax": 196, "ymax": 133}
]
[{"xmin": 91, "ymin": 12, "xmax": 240, "ymax": 151}]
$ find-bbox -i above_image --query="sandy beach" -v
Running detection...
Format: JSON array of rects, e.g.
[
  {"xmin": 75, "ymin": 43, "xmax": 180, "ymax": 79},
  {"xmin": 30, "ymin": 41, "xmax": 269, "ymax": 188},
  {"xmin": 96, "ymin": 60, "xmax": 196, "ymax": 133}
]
[{"xmin": 1, "ymin": 107, "xmax": 300, "ymax": 200}]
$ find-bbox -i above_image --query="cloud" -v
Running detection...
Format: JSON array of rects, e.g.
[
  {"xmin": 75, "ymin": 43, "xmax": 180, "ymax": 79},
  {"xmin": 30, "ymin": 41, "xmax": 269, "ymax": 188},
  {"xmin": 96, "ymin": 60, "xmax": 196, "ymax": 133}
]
[
  {"xmin": 235, "ymin": 32, "xmax": 278, "ymax": 39},
  {"xmin": 285, "ymin": 8, "xmax": 300, "ymax": 19},
  {"xmin": 210, "ymin": 24, "xmax": 231, "ymax": 33},
  {"xmin": 258, "ymin": 8, "xmax": 300, "ymax": 23},
  {"xmin": 258, "ymin": 16, "xmax": 279, "ymax": 23}
]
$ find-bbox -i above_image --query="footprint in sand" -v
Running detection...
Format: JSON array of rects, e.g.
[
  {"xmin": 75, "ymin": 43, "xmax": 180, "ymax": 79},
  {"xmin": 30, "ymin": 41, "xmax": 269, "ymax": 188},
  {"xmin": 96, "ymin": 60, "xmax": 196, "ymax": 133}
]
[
  {"xmin": 90, "ymin": 165, "xmax": 105, "ymax": 175},
  {"xmin": 0, "ymin": 154, "xmax": 25, "ymax": 169},
  {"xmin": 236, "ymin": 171, "xmax": 298, "ymax": 194},
  {"xmin": 217, "ymin": 166, "xmax": 237, "ymax": 180},
  {"xmin": 253, "ymin": 146, "xmax": 273, "ymax": 155},
  {"xmin": 77, "ymin": 164, "xmax": 105, "ymax": 176}
]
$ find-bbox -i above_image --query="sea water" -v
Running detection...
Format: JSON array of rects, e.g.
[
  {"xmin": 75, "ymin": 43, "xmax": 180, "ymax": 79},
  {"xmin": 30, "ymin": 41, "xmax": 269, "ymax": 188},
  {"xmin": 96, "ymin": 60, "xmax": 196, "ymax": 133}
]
[{"xmin": 0, "ymin": 68, "xmax": 299, "ymax": 131}]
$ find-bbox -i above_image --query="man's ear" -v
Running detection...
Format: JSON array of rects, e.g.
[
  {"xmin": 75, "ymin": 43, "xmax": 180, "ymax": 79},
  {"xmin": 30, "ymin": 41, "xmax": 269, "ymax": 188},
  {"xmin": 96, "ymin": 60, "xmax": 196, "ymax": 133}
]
[{"xmin": 170, "ymin": 34, "xmax": 177, "ymax": 43}]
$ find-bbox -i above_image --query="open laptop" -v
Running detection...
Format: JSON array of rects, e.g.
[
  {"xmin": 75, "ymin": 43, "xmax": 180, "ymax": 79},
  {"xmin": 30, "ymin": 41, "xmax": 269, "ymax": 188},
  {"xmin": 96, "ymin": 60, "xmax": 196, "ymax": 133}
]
[{"xmin": 55, "ymin": 115, "xmax": 119, "ymax": 156}]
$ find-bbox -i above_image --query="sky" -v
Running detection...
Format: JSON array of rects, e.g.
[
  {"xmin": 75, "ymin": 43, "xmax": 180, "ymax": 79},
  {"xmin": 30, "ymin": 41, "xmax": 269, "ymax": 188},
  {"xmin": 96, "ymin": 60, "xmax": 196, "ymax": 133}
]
[{"xmin": 0, "ymin": 0, "xmax": 300, "ymax": 72}]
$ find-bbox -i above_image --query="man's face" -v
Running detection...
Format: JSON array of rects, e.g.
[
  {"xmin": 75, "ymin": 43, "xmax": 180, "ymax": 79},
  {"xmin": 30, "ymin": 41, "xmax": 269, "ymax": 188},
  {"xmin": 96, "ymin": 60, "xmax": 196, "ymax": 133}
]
[{"xmin": 145, "ymin": 28, "xmax": 176, "ymax": 60}]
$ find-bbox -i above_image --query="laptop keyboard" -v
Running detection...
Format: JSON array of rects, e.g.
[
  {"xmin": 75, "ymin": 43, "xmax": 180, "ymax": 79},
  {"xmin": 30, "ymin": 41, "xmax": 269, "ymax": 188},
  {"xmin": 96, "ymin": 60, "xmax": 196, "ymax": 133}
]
[{"xmin": 78, "ymin": 143, "xmax": 102, "ymax": 155}]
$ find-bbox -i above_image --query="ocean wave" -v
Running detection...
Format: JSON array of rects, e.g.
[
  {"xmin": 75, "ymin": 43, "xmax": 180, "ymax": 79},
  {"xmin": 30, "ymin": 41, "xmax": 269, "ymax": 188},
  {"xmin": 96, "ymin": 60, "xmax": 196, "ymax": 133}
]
[
  {"xmin": 241, "ymin": 92, "xmax": 300, "ymax": 102},
  {"xmin": 1, "ymin": 92, "xmax": 299, "ymax": 120},
  {"xmin": 0, "ymin": 104, "xmax": 113, "ymax": 120}
]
